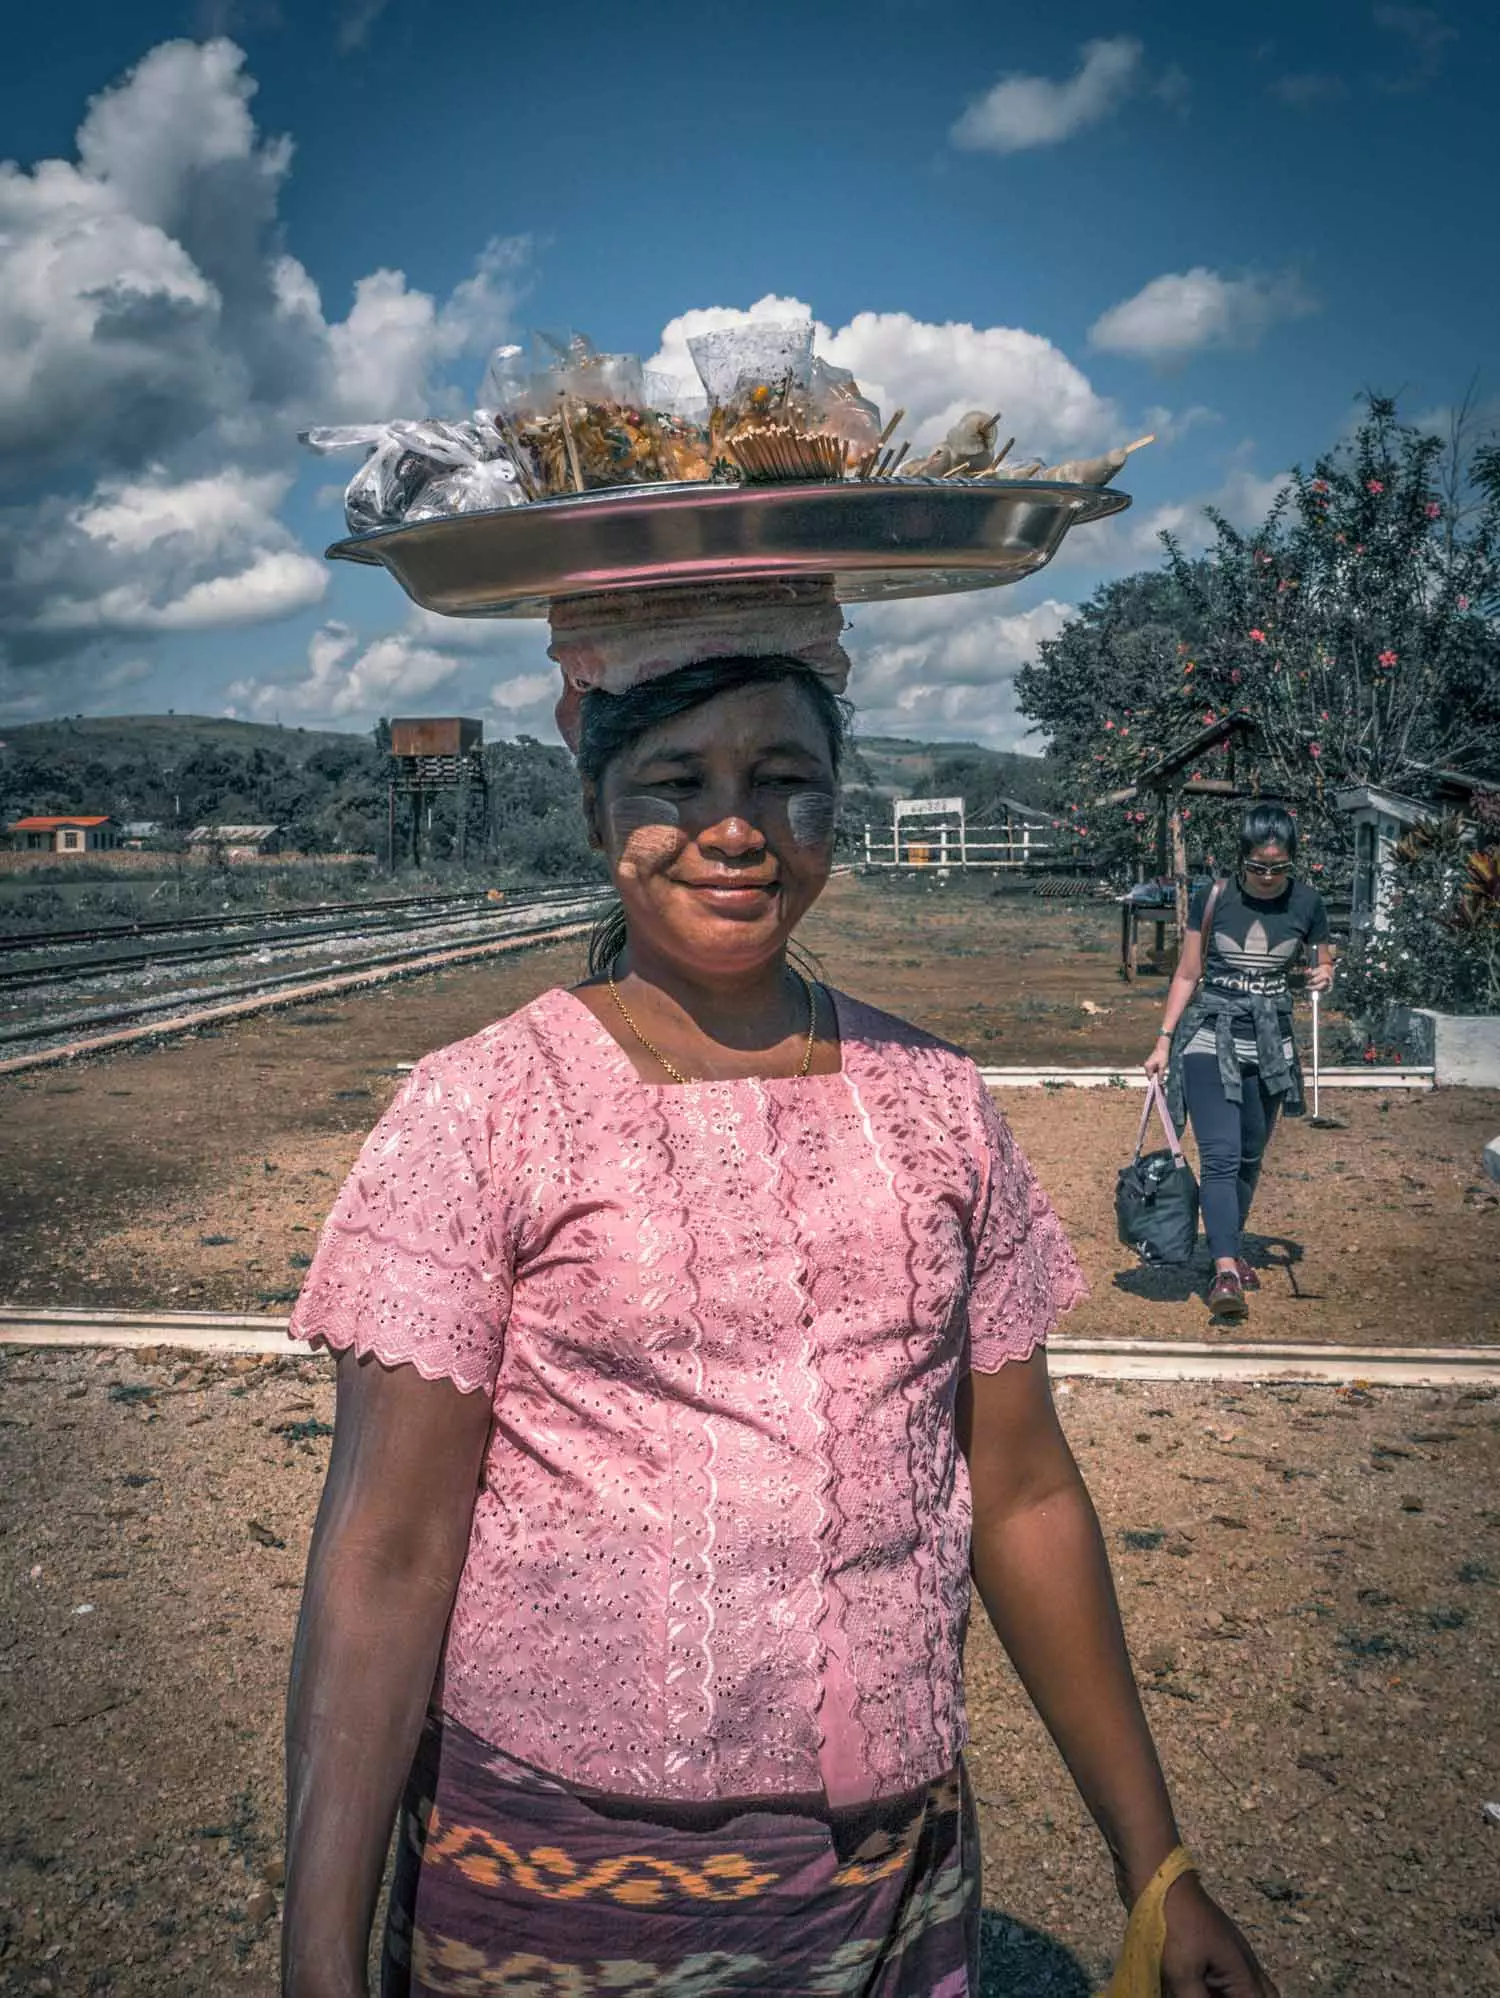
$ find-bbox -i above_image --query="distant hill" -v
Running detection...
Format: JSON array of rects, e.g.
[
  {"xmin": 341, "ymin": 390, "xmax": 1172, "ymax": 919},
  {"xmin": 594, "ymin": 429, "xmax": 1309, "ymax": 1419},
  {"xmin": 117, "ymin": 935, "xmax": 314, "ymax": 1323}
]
[
  {"xmin": 0, "ymin": 714, "xmax": 361, "ymax": 773},
  {"xmin": 0, "ymin": 712, "xmax": 1058, "ymax": 857},
  {"xmin": 849, "ymin": 735, "xmax": 1057, "ymax": 817}
]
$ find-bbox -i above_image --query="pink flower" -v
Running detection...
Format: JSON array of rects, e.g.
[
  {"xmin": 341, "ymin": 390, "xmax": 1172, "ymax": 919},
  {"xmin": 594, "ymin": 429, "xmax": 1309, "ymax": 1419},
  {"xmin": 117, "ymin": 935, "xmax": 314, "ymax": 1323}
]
[
  {"xmin": 1104, "ymin": 719, "xmax": 1114, "ymax": 729},
  {"xmin": 1458, "ymin": 594, "xmax": 1470, "ymax": 610},
  {"xmin": 1248, "ymin": 628, "xmax": 1267, "ymax": 644},
  {"xmin": 1309, "ymin": 742, "xmax": 1322, "ymax": 758},
  {"xmin": 1378, "ymin": 649, "xmax": 1398, "ymax": 668},
  {"xmin": 1355, "ymin": 543, "xmax": 1366, "ymax": 555},
  {"xmin": 1367, "ymin": 479, "xmax": 1385, "ymax": 494},
  {"xmin": 1311, "ymin": 478, "xmax": 1330, "ymax": 494},
  {"xmin": 1231, "ymin": 668, "xmax": 1243, "ymax": 684},
  {"xmin": 1425, "ymin": 501, "xmax": 1441, "ymax": 518}
]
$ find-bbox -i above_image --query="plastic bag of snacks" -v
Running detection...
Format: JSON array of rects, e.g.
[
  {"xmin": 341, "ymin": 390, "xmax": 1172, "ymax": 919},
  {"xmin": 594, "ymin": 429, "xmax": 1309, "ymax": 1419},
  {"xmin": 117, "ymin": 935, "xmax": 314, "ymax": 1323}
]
[
  {"xmin": 479, "ymin": 333, "xmax": 715, "ymax": 496},
  {"xmin": 685, "ymin": 321, "xmax": 878, "ymax": 480},
  {"xmin": 301, "ymin": 415, "xmax": 525, "ymax": 533}
]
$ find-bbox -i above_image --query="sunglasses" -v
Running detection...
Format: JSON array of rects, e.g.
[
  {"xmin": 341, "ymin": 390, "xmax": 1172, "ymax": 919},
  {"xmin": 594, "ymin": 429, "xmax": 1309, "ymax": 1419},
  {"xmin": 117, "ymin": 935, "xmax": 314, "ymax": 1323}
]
[{"xmin": 1243, "ymin": 860, "xmax": 1292, "ymax": 880}]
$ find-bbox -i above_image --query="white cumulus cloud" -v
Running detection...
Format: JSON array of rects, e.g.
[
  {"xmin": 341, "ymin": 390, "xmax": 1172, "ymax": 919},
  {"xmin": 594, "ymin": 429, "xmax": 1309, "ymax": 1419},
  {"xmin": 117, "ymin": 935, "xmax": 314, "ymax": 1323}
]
[
  {"xmin": 1089, "ymin": 268, "xmax": 1315, "ymax": 362},
  {"xmin": 0, "ymin": 36, "xmax": 526, "ymax": 717},
  {"xmin": 950, "ymin": 37, "xmax": 1142, "ymax": 155},
  {"xmin": 648, "ymin": 295, "xmax": 1115, "ymax": 456},
  {"xmin": 228, "ymin": 621, "xmax": 462, "ymax": 720},
  {"xmin": 845, "ymin": 595, "xmax": 1074, "ymax": 750}
]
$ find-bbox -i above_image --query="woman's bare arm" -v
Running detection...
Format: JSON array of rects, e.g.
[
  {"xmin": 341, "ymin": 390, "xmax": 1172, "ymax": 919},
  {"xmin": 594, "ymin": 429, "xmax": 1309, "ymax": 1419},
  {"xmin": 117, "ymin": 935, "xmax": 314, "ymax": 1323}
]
[
  {"xmin": 962, "ymin": 1349, "xmax": 1278, "ymax": 1994},
  {"xmin": 1144, "ymin": 924, "xmax": 1203, "ymax": 1077},
  {"xmin": 282, "ymin": 1351, "xmax": 493, "ymax": 1998}
]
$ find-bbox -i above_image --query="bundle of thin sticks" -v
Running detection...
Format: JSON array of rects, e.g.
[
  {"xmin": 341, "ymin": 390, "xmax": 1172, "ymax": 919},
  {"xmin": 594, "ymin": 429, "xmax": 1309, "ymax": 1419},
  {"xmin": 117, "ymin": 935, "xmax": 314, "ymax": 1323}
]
[{"xmin": 725, "ymin": 427, "xmax": 850, "ymax": 482}]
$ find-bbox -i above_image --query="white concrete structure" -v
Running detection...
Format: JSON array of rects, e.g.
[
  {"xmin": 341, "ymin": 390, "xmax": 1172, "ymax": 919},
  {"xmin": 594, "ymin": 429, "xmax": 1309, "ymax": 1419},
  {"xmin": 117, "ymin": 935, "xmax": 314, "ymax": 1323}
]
[{"xmin": 1335, "ymin": 784, "xmax": 1435, "ymax": 930}]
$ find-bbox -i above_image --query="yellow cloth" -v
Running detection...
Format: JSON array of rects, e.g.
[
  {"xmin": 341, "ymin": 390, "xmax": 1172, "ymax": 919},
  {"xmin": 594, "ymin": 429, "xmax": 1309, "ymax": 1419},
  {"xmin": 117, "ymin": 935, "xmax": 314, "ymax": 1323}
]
[{"xmin": 1102, "ymin": 1844, "xmax": 1196, "ymax": 1998}]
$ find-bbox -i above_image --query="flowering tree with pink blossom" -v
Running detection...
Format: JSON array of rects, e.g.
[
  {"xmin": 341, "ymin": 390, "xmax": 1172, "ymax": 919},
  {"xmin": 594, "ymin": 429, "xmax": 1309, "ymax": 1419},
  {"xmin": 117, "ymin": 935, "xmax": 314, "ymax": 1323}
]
[
  {"xmin": 1161, "ymin": 395, "xmax": 1500, "ymax": 821},
  {"xmin": 1019, "ymin": 396, "xmax": 1500, "ymax": 883}
]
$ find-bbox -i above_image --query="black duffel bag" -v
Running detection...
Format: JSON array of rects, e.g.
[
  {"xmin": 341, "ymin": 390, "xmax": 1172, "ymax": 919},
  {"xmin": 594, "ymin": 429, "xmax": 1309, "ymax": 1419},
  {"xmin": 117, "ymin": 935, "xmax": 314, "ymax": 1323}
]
[{"xmin": 1116, "ymin": 1078, "xmax": 1199, "ymax": 1265}]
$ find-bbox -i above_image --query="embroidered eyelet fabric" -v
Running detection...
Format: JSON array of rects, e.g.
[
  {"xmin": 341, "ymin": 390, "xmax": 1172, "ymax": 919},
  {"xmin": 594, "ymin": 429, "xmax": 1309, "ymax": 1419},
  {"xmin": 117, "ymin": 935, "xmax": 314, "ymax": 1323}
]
[{"xmin": 289, "ymin": 987, "xmax": 1086, "ymax": 1806}]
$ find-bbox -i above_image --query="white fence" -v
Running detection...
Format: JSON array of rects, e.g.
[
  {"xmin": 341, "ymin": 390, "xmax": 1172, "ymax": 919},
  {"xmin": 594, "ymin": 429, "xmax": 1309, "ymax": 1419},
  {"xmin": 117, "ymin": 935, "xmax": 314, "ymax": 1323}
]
[{"xmin": 861, "ymin": 823, "xmax": 1055, "ymax": 869}]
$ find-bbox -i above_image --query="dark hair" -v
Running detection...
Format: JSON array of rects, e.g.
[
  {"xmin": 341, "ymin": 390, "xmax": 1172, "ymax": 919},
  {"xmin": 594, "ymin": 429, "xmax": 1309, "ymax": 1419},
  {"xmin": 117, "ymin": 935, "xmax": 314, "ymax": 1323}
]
[
  {"xmin": 1239, "ymin": 802, "xmax": 1298, "ymax": 861},
  {"xmin": 578, "ymin": 654, "xmax": 850, "ymax": 976}
]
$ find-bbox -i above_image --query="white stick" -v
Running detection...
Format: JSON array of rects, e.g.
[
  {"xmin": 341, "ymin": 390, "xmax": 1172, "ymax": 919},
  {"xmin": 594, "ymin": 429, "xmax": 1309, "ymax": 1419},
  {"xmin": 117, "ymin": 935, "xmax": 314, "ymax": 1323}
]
[{"xmin": 1312, "ymin": 988, "xmax": 1322, "ymax": 1119}]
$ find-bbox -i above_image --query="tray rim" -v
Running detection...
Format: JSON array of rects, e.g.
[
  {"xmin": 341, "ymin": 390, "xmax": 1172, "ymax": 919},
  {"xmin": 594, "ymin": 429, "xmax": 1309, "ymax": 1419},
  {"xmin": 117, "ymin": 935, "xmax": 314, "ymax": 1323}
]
[{"xmin": 323, "ymin": 476, "xmax": 1132, "ymax": 619}]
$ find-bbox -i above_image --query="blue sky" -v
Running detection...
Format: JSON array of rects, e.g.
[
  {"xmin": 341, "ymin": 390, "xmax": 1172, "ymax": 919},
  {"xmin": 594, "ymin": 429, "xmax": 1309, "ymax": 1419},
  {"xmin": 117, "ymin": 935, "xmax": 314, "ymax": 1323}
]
[{"xmin": 2, "ymin": 1, "xmax": 1495, "ymax": 749}]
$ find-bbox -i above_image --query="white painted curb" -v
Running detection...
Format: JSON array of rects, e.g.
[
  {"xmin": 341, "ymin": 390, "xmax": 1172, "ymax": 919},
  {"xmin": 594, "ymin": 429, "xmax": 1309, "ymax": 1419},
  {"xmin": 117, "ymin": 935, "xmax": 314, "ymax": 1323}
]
[
  {"xmin": 3, "ymin": 1309, "xmax": 1496, "ymax": 1387},
  {"xmin": 979, "ymin": 1066, "xmax": 1433, "ymax": 1091}
]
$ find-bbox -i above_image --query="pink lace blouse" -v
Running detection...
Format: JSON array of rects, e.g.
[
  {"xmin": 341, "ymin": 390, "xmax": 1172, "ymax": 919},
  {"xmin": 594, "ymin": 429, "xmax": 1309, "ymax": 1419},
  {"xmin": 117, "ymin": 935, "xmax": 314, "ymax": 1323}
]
[{"xmin": 289, "ymin": 986, "xmax": 1085, "ymax": 1806}]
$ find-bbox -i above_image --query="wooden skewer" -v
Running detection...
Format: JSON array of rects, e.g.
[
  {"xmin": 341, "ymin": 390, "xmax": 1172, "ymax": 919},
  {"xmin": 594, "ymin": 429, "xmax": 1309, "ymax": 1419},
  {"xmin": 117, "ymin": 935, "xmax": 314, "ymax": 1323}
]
[
  {"xmin": 857, "ymin": 447, "xmax": 879, "ymax": 480},
  {"xmin": 496, "ymin": 415, "xmax": 539, "ymax": 499},
  {"xmin": 876, "ymin": 406, "xmax": 906, "ymax": 449},
  {"xmin": 889, "ymin": 440, "xmax": 910, "ymax": 476},
  {"xmin": 992, "ymin": 436, "xmax": 1015, "ymax": 469},
  {"xmin": 559, "ymin": 400, "xmax": 585, "ymax": 493},
  {"xmin": 1122, "ymin": 433, "xmax": 1156, "ymax": 456}
]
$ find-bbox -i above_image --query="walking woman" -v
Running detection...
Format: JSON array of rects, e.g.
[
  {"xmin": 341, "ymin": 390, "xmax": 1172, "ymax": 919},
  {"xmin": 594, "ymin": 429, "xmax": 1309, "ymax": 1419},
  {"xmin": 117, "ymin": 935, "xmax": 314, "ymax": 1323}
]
[
  {"xmin": 1144, "ymin": 804, "xmax": 1334, "ymax": 1322},
  {"xmin": 281, "ymin": 639, "xmax": 1277, "ymax": 1997}
]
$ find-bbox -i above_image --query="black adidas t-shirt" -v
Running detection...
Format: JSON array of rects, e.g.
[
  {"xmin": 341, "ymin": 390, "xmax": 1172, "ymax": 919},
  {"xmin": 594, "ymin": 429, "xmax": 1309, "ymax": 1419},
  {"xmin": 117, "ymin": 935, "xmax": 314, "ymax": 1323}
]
[{"xmin": 1184, "ymin": 877, "xmax": 1329, "ymax": 1062}]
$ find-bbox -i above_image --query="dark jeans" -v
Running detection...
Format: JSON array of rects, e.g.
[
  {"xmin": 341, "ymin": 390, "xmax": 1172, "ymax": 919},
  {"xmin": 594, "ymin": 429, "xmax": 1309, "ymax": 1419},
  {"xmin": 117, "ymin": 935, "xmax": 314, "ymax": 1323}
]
[{"xmin": 1181, "ymin": 1051, "xmax": 1281, "ymax": 1262}]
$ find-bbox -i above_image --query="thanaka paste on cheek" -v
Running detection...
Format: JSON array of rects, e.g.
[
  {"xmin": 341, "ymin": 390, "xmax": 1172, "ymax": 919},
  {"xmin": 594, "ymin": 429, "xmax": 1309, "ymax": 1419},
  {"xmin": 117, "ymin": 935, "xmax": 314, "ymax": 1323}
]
[
  {"xmin": 609, "ymin": 795, "xmax": 681, "ymax": 835},
  {"xmin": 786, "ymin": 789, "xmax": 837, "ymax": 847}
]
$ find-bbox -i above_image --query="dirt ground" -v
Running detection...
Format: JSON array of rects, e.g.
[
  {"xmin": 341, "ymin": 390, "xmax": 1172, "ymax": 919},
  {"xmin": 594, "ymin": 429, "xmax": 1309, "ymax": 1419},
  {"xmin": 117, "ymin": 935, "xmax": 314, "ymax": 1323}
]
[
  {"xmin": 2, "ymin": 1344, "xmax": 1497, "ymax": 1996},
  {"xmin": 2, "ymin": 877, "xmax": 1495, "ymax": 1343}
]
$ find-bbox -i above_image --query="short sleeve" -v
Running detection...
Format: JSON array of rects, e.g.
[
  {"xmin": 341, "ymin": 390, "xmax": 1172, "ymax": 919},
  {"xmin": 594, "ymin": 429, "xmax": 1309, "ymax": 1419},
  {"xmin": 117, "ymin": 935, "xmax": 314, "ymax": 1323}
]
[
  {"xmin": 1304, "ymin": 889, "xmax": 1331, "ymax": 947},
  {"xmin": 1185, "ymin": 883, "xmax": 1210, "ymax": 933},
  {"xmin": 964, "ymin": 1078, "xmax": 1088, "ymax": 1372},
  {"xmin": 288, "ymin": 1052, "xmax": 514, "ymax": 1395}
]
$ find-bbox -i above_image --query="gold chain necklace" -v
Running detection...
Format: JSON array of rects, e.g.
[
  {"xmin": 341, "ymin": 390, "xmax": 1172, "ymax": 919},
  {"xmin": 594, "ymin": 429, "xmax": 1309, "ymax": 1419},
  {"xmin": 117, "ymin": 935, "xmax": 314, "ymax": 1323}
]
[{"xmin": 607, "ymin": 963, "xmax": 818, "ymax": 1086}]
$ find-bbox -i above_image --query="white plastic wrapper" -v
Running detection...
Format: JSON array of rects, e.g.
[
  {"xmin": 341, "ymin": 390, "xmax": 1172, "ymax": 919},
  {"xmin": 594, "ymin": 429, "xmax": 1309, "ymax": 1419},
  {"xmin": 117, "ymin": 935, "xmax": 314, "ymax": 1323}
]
[{"xmin": 302, "ymin": 414, "xmax": 524, "ymax": 533}]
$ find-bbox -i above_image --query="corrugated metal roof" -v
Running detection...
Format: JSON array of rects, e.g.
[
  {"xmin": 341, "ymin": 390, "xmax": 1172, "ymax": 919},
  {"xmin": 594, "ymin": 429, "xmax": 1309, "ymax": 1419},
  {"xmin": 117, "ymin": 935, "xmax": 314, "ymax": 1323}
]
[
  {"xmin": 8, "ymin": 814, "xmax": 114, "ymax": 829},
  {"xmin": 186, "ymin": 824, "xmax": 282, "ymax": 841}
]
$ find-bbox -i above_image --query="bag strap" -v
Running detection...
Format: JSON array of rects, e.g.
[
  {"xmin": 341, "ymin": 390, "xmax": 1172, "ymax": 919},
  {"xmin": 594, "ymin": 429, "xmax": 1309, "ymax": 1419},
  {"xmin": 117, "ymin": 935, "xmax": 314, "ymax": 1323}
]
[
  {"xmin": 1198, "ymin": 876, "xmax": 1228, "ymax": 968},
  {"xmin": 1134, "ymin": 1076, "xmax": 1188, "ymax": 1165}
]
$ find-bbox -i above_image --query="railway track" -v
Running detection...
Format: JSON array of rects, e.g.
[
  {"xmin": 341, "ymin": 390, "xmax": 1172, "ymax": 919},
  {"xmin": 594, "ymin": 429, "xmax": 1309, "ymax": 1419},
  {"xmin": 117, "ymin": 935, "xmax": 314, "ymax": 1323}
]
[
  {"xmin": 0, "ymin": 881, "xmax": 603, "ymax": 991},
  {"xmin": 0, "ymin": 886, "xmax": 516, "ymax": 954},
  {"xmin": 0, "ymin": 892, "xmax": 610, "ymax": 1076}
]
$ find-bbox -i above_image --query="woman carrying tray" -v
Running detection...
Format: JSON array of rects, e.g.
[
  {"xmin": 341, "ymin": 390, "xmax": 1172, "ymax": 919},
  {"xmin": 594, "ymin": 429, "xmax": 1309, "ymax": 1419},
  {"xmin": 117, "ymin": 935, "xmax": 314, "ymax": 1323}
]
[
  {"xmin": 282, "ymin": 327, "xmax": 1276, "ymax": 1996},
  {"xmin": 1144, "ymin": 803, "xmax": 1334, "ymax": 1321},
  {"xmin": 283, "ymin": 632, "xmax": 1278, "ymax": 1998}
]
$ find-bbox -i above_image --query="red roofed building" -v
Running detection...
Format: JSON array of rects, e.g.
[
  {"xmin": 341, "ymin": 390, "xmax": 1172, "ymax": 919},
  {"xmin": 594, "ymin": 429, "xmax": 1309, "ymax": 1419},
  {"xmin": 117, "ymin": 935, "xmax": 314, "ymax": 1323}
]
[{"xmin": 5, "ymin": 814, "xmax": 121, "ymax": 853}]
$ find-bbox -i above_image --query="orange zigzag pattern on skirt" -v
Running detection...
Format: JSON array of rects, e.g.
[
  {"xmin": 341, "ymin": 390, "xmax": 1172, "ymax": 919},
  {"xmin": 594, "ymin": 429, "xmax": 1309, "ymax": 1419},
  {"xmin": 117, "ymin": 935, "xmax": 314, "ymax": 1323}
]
[{"xmin": 423, "ymin": 1808, "xmax": 916, "ymax": 1906}]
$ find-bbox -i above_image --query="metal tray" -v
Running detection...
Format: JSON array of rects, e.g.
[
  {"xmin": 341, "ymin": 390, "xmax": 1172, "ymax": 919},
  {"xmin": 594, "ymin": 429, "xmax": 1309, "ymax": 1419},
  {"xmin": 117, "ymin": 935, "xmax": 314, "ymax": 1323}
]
[{"xmin": 325, "ymin": 478, "xmax": 1130, "ymax": 618}]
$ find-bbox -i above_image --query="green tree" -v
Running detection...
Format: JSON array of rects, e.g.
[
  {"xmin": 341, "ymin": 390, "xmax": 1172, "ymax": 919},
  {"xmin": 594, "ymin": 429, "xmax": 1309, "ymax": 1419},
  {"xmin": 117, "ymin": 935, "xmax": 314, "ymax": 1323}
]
[{"xmin": 1163, "ymin": 395, "xmax": 1500, "ymax": 825}]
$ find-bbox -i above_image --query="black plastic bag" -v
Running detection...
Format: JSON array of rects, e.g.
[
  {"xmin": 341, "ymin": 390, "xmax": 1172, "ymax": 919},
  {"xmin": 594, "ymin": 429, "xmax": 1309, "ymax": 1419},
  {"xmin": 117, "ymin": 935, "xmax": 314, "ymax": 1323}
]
[{"xmin": 1116, "ymin": 1079, "xmax": 1199, "ymax": 1265}]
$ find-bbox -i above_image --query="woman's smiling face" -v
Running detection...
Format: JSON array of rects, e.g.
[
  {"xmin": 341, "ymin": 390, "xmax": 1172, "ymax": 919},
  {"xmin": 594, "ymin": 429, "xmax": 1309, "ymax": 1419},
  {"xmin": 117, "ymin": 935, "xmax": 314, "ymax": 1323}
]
[{"xmin": 584, "ymin": 677, "xmax": 838, "ymax": 978}]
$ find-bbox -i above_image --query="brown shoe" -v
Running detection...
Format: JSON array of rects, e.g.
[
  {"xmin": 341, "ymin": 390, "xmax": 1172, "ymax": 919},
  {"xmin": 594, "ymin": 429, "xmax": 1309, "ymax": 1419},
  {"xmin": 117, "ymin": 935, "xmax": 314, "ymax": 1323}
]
[
  {"xmin": 1235, "ymin": 1258, "xmax": 1262, "ymax": 1292},
  {"xmin": 1208, "ymin": 1270, "xmax": 1248, "ymax": 1321}
]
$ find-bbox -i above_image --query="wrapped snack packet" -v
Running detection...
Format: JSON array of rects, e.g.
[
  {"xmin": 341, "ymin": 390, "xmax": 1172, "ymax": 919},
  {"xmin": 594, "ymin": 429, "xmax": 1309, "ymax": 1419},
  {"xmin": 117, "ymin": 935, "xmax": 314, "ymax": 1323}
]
[
  {"xmin": 480, "ymin": 334, "xmax": 714, "ymax": 496},
  {"xmin": 687, "ymin": 321, "xmax": 872, "ymax": 481},
  {"xmin": 301, "ymin": 416, "xmax": 524, "ymax": 533}
]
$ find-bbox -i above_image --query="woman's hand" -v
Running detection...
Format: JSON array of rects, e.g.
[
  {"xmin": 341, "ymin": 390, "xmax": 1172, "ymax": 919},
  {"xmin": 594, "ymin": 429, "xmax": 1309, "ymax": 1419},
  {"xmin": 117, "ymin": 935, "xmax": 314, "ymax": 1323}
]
[
  {"xmin": 1161, "ymin": 1873, "xmax": 1281, "ymax": 1996},
  {"xmin": 1143, "ymin": 1036, "xmax": 1170, "ymax": 1080},
  {"xmin": 1307, "ymin": 960, "xmax": 1335, "ymax": 993}
]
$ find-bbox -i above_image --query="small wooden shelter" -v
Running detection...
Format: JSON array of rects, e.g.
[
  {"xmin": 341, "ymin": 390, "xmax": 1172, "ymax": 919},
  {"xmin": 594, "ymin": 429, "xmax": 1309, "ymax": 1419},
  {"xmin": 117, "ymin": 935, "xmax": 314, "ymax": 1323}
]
[{"xmin": 1101, "ymin": 711, "xmax": 1260, "ymax": 980}]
